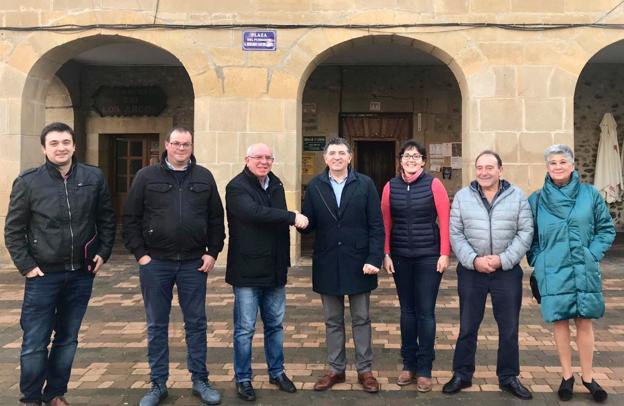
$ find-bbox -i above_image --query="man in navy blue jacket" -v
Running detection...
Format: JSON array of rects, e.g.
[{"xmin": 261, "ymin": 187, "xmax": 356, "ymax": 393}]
[{"xmin": 300, "ymin": 137, "xmax": 385, "ymax": 393}]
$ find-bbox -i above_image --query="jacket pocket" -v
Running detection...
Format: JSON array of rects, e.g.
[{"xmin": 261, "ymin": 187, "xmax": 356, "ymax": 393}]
[
  {"xmin": 146, "ymin": 182, "xmax": 174, "ymax": 209},
  {"xmin": 582, "ymin": 246, "xmax": 601, "ymax": 293},
  {"xmin": 239, "ymin": 252, "xmax": 274, "ymax": 279},
  {"xmin": 189, "ymin": 182, "xmax": 213, "ymax": 193},
  {"xmin": 533, "ymin": 252, "xmax": 548, "ymax": 295},
  {"xmin": 76, "ymin": 182, "xmax": 96, "ymax": 191},
  {"xmin": 147, "ymin": 183, "xmax": 173, "ymax": 193},
  {"xmin": 188, "ymin": 181, "xmax": 212, "ymax": 205}
]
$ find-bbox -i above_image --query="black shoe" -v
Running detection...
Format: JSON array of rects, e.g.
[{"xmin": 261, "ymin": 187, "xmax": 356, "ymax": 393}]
[
  {"xmin": 236, "ymin": 381, "xmax": 256, "ymax": 401},
  {"xmin": 442, "ymin": 375, "xmax": 472, "ymax": 394},
  {"xmin": 499, "ymin": 377, "xmax": 533, "ymax": 400},
  {"xmin": 582, "ymin": 379, "xmax": 608, "ymax": 402},
  {"xmin": 558, "ymin": 376, "xmax": 574, "ymax": 401},
  {"xmin": 269, "ymin": 373, "xmax": 297, "ymax": 393}
]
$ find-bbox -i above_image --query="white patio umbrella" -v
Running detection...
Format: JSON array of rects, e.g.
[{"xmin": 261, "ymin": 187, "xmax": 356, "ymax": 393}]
[{"xmin": 594, "ymin": 112, "xmax": 623, "ymax": 203}]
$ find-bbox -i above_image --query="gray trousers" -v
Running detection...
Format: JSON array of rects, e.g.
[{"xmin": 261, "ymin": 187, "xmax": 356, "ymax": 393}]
[{"xmin": 321, "ymin": 292, "xmax": 373, "ymax": 373}]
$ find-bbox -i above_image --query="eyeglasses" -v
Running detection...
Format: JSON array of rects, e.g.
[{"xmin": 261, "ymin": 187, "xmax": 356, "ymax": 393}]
[
  {"xmin": 401, "ymin": 153, "xmax": 423, "ymax": 160},
  {"xmin": 248, "ymin": 155, "xmax": 275, "ymax": 162},
  {"xmin": 168, "ymin": 141, "xmax": 192, "ymax": 149}
]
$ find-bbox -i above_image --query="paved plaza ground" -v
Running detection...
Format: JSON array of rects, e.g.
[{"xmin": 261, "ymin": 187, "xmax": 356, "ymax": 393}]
[{"xmin": 1, "ymin": 239, "xmax": 623, "ymax": 405}]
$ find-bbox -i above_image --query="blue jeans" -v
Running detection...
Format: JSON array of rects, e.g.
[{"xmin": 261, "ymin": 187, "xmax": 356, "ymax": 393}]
[
  {"xmin": 139, "ymin": 258, "xmax": 208, "ymax": 383},
  {"xmin": 233, "ymin": 286, "xmax": 285, "ymax": 382},
  {"xmin": 392, "ymin": 255, "xmax": 442, "ymax": 377},
  {"xmin": 20, "ymin": 270, "xmax": 94, "ymax": 404},
  {"xmin": 452, "ymin": 263, "xmax": 523, "ymax": 384}
]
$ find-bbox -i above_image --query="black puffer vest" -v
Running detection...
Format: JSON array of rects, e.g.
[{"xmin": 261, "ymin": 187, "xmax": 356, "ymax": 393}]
[{"xmin": 389, "ymin": 173, "xmax": 440, "ymax": 258}]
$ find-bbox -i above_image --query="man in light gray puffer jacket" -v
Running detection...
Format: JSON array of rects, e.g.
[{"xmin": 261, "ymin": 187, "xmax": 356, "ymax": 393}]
[{"xmin": 442, "ymin": 150, "xmax": 534, "ymax": 401}]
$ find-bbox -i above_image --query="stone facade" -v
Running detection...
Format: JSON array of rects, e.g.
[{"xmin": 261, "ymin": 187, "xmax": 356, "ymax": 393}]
[{"xmin": 2, "ymin": 1, "xmax": 624, "ymax": 257}]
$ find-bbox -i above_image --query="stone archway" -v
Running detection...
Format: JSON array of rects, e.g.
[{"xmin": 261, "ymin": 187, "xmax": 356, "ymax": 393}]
[
  {"xmin": 293, "ymin": 34, "xmax": 468, "ymax": 258},
  {"xmin": 574, "ymin": 39, "xmax": 624, "ymax": 231},
  {"xmin": 18, "ymin": 35, "xmax": 195, "ymax": 169},
  {"xmin": 0, "ymin": 33, "xmax": 200, "ymax": 255}
]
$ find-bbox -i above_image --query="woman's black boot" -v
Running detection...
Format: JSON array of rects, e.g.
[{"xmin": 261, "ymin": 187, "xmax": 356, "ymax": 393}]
[
  {"xmin": 558, "ymin": 376, "xmax": 574, "ymax": 401},
  {"xmin": 582, "ymin": 379, "xmax": 608, "ymax": 402}
]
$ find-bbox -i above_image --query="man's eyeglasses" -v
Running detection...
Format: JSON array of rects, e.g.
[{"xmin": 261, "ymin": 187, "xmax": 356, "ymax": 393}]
[
  {"xmin": 401, "ymin": 153, "xmax": 423, "ymax": 160},
  {"xmin": 248, "ymin": 155, "xmax": 275, "ymax": 162},
  {"xmin": 168, "ymin": 141, "xmax": 192, "ymax": 149}
]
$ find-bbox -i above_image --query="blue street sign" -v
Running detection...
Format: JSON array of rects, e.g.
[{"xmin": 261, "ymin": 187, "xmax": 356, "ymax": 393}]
[{"xmin": 242, "ymin": 30, "xmax": 277, "ymax": 51}]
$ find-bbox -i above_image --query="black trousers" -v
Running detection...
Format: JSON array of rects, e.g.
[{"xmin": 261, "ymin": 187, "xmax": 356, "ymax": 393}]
[{"xmin": 452, "ymin": 262, "xmax": 523, "ymax": 384}]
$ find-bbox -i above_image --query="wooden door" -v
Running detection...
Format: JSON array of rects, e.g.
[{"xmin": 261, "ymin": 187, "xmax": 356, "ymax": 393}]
[
  {"xmin": 354, "ymin": 140, "xmax": 396, "ymax": 197},
  {"xmin": 110, "ymin": 134, "xmax": 159, "ymax": 222},
  {"xmin": 340, "ymin": 113, "xmax": 412, "ymax": 196}
]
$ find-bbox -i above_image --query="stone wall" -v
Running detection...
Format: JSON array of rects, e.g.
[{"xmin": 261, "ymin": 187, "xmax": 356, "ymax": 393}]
[
  {"xmin": 44, "ymin": 76, "xmax": 74, "ymax": 130},
  {"xmin": 574, "ymin": 63, "xmax": 624, "ymax": 230},
  {"xmin": 4, "ymin": 1, "xmax": 624, "ymax": 256}
]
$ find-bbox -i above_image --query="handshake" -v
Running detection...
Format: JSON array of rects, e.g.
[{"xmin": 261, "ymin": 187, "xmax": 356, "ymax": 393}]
[{"xmin": 293, "ymin": 211, "xmax": 309, "ymax": 229}]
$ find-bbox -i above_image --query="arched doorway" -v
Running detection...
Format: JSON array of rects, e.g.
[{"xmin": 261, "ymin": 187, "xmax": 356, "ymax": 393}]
[
  {"xmin": 25, "ymin": 35, "xmax": 194, "ymax": 222},
  {"xmin": 575, "ymin": 39, "xmax": 624, "ymax": 230},
  {"xmin": 299, "ymin": 35, "xmax": 463, "ymax": 256}
]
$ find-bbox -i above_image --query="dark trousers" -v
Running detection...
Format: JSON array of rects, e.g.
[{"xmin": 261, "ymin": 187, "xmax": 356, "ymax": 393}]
[
  {"xmin": 139, "ymin": 258, "xmax": 208, "ymax": 383},
  {"xmin": 20, "ymin": 270, "xmax": 94, "ymax": 404},
  {"xmin": 452, "ymin": 263, "xmax": 523, "ymax": 384},
  {"xmin": 392, "ymin": 255, "xmax": 442, "ymax": 377}
]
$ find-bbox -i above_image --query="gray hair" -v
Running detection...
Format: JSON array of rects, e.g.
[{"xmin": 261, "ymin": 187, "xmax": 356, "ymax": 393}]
[
  {"xmin": 246, "ymin": 143, "xmax": 274, "ymax": 159},
  {"xmin": 544, "ymin": 144, "xmax": 574, "ymax": 164}
]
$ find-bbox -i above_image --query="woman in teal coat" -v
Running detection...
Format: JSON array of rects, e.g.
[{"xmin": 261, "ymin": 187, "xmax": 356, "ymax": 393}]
[{"xmin": 527, "ymin": 144, "xmax": 615, "ymax": 403}]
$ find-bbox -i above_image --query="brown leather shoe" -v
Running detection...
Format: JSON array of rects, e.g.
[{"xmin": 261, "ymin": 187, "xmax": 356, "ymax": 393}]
[
  {"xmin": 358, "ymin": 371, "xmax": 380, "ymax": 393},
  {"xmin": 313, "ymin": 370, "xmax": 346, "ymax": 391},
  {"xmin": 397, "ymin": 370, "xmax": 415, "ymax": 386},
  {"xmin": 46, "ymin": 397, "xmax": 70, "ymax": 406},
  {"xmin": 417, "ymin": 376, "xmax": 433, "ymax": 392}
]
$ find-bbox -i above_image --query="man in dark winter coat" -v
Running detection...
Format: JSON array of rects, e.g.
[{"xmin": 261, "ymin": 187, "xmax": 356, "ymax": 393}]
[
  {"xmin": 4, "ymin": 122, "xmax": 116, "ymax": 406},
  {"xmin": 300, "ymin": 137, "xmax": 385, "ymax": 394},
  {"xmin": 225, "ymin": 143, "xmax": 308, "ymax": 401},
  {"xmin": 123, "ymin": 127, "xmax": 225, "ymax": 406}
]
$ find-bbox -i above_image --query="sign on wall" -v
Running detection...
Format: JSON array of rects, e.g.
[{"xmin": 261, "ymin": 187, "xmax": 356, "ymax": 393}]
[
  {"xmin": 242, "ymin": 31, "xmax": 277, "ymax": 51},
  {"xmin": 92, "ymin": 86, "xmax": 167, "ymax": 117},
  {"xmin": 369, "ymin": 101, "xmax": 381, "ymax": 111},
  {"xmin": 303, "ymin": 103, "xmax": 317, "ymax": 114},
  {"xmin": 302, "ymin": 153, "xmax": 315, "ymax": 175},
  {"xmin": 303, "ymin": 136, "xmax": 326, "ymax": 151}
]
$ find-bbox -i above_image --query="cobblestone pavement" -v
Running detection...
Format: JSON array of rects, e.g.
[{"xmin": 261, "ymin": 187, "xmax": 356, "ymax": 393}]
[{"xmin": 1, "ymin": 241, "xmax": 623, "ymax": 405}]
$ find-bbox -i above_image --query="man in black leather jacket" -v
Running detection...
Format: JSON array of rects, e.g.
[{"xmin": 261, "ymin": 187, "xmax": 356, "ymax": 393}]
[
  {"xmin": 4, "ymin": 122, "xmax": 116, "ymax": 406},
  {"xmin": 122, "ymin": 126, "xmax": 225, "ymax": 406}
]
